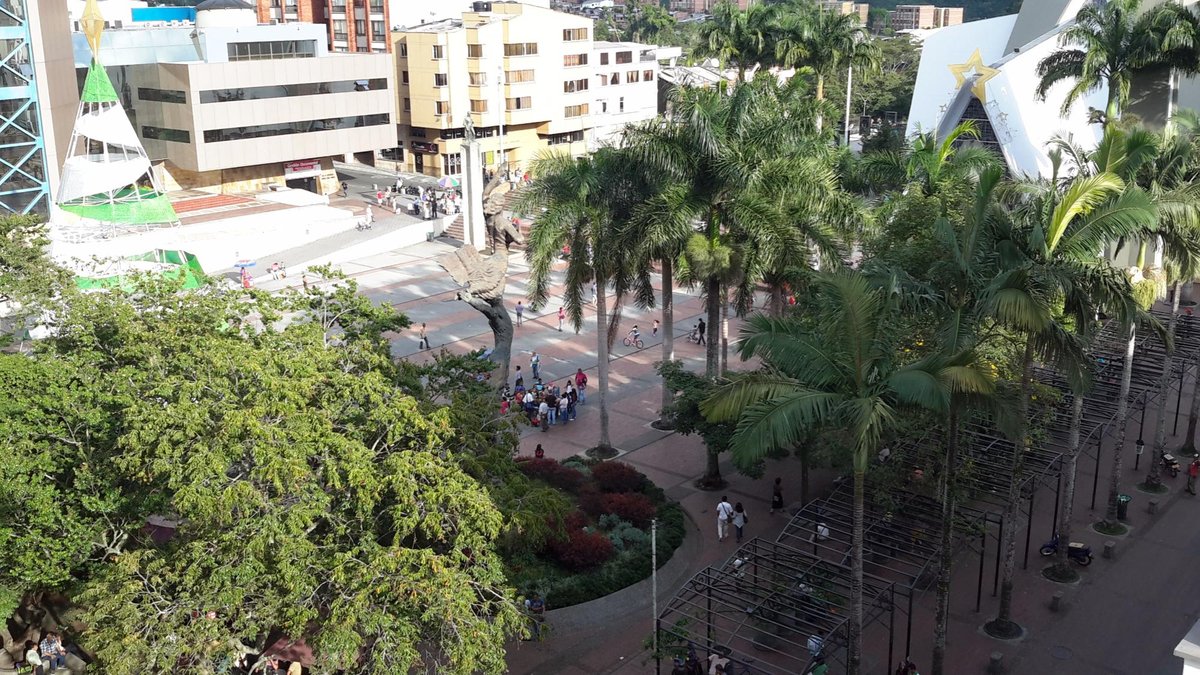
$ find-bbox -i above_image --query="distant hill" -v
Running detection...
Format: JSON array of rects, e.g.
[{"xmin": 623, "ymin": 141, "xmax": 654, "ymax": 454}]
[{"xmin": 871, "ymin": 0, "xmax": 1022, "ymax": 22}]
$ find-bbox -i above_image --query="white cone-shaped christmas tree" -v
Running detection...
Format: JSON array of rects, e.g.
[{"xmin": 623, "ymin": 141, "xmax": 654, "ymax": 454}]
[{"xmin": 56, "ymin": 0, "xmax": 177, "ymax": 230}]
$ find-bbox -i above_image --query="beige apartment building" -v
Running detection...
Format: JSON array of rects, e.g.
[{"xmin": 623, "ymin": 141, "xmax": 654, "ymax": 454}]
[
  {"xmin": 393, "ymin": 2, "xmax": 596, "ymax": 177},
  {"xmin": 889, "ymin": 4, "xmax": 963, "ymax": 30},
  {"xmin": 820, "ymin": 1, "xmax": 869, "ymax": 24}
]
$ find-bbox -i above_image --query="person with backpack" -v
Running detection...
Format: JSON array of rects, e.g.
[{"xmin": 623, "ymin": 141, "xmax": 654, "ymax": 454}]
[
  {"xmin": 574, "ymin": 368, "xmax": 588, "ymax": 404},
  {"xmin": 716, "ymin": 496, "xmax": 734, "ymax": 541},
  {"xmin": 732, "ymin": 502, "xmax": 749, "ymax": 543}
]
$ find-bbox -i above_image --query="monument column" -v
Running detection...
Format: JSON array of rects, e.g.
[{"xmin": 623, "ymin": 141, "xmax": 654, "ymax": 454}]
[{"xmin": 459, "ymin": 115, "xmax": 486, "ymax": 251}]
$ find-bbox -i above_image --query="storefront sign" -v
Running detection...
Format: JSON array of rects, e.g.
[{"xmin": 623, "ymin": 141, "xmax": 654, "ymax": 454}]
[
  {"xmin": 284, "ymin": 159, "xmax": 323, "ymax": 178},
  {"xmin": 411, "ymin": 141, "xmax": 439, "ymax": 154}
]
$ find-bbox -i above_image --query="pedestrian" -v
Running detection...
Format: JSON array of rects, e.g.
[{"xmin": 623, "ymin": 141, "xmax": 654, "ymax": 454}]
[
  {"xmin": 558, "ymin": 392, "xmax": 569, "ymax": 424},
  {"xmin": 24, "ymin": 640, "xmax": 43, "ymax": 675},
  {"xmin": 301, "ymin": 271, "xmax": 309, "ymax": 291},
  {"xmin": 39, "ymin": 632, "xmax": 66, "ymax": 672},
  {"xmin": 531, "ymin": 351, "xmax": 541, "ymax": 380},
  {"xmin": 269, "ymin": 262, "xmax": 281, "ymax": 280},
  {"xmin": 1189, "ymin": 457, "xmax": 1199, "ymax": 495},
  {"xmin": 697, "ymin": 317, "xmax": 707, "ymax": 345},
  {"xmin": 365, "ymin": 205, "xmax": 374, "ymax": 224},
  {"xmin": 535, "ymin": 443, "xmax": 545, "ymax": 459},
  {"xmin": 287, "ymin": 660, "xmax": 303, "ymax": 675},
  {"xmin": 514, "ymin": 366, "xmax": 524, "ymax": 389},
  {"xmin": 538, "ymin": 398, "xmax": 550, "ymax": 432},
  {"xmin": 558, "ymin": 306, "xmax": 566, "ymax": 332},
  {"xmin": 524, "ymin": 593, "xmax": 546, "ymax": 639},
  {"xmin": 566, "ymin": 382, "xmax": 578, "ymax": 420},
  {"xmin": 707, "ymin": 651, "xmax": 729, "ymax": 675},
  {"xmin": 716, "ymin": 496, "xmax": 733, "ymax": 541},
  {"xmin": 515, "ymin": 301, "xmax": 525, "ymax": 327},
  {"xmin": 574, "ymin": 368, "xmax": 588, "ymax": 404},
  {"xmin": 653, "ymin": 319, "xmax": 659, "ymax": 336},
  {"xmin": 340, "ymin": 180, "xmax": 348, "ymax": 197},
  {"xmin": 418, "ymin": 322, "xmax": 429, "ymax": 350},
  {"xmin": 771, "ymin": 477, "xmax": 784, "ymax": 514},
  {"xmin": 240, "ymin": 266, "xmax": 252, "ymax": 289},
  {"xmin": 590, "ymin": 282, "xmax": 597, "ymax": 304},
  {"xmin": 807, "ymin": 656, "xmax": 829, "ymax": 675},
  {"xmin": 732, "ymin": 502, "xmax": 748, "ymax": 542},
  {"xmin": 523, "ymin": 389, "xmax": 536, "ymax": 418},
  {"xmin": 376, "ymin": 190, "xmax": 384, "ymax": 206}
]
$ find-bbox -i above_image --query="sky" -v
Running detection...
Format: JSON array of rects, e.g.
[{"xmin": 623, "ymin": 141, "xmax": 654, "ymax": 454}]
[{"xmin": 391, "ymin": 0, "xmax": 473, "ymax": 29}]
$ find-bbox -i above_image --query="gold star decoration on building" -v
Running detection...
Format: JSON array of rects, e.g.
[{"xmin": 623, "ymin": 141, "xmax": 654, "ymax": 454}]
[
  {"xmin": 81, "ymin": 0, "xmax": 105, "ymax": 58},
  {"xmin": 948, "ymin": 49, "xmax": 1000, "ymax": 102}
]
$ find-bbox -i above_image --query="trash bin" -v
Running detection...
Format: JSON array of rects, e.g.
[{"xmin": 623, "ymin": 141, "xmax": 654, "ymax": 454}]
[
  {"xmin": 1117, "ymin": 494, "xmax": 1132, "ymax": 520},
  {"xmin": 426, "ymin": 231, "xmax": 434, "ymax": 242}
]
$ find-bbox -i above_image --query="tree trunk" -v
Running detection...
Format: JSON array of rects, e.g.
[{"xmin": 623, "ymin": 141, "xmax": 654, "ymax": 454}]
[
  {"xmin": 1053, "ymin": 392, "xmax": 1085, "ymax": 576},
  {"xmin": 658, "ymin": 257, "xmax": 676, "ymax": 427},
  {"xmin": 596, "ymin": 278, "xmax": 613, "ymax": 450},
  {"xmin": 848, "ymin": 466, "xmax": 865, "ymax": 675},
  {"xmin": 703, "ymin": 445, "xmax": 723, "ymax": 487},
  {"xmin": 720, "ymin": 288, "xmax": 729, "ymax": 375},
  {"xmin": 800, "ymin": 445, "xmax": 811, "ymax": 505},
  {"xmin": 1148, "ymin": 286, "xmax": 1181, "ymax": 488},
  {"xmin": 991, "ymin": 336, "xmax": 1034, "ymax": 633},
  {"xmin": 706, "ymin": 276, "xmax": 721, "ymax": 378},
  {"xmin": 815, "ymin": 74, "xmax": 826, "ymax": 131},
  {"xmin": 1104, "ymin": 324, "xmax": 1137, "ymax": 525},
  {"xmin": 769, "ymin": 284, "xmax": 784, "ymax": 318},
  {"xmin": 931, "ymin": 405, "xmax": 959, "ymax": 675},
  {"xmin": 462, "ymin": 295, "xmax": 514, "ymax": 387},
  {"xmin": 1184, "ymin": 335, "xmax": 1200, "ymax": 455}
]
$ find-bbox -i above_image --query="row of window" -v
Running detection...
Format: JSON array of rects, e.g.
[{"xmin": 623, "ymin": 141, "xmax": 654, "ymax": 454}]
[
  {"xmin": 142, "ymin": 126, "xmax": 190, "ymax": 143},
  {"xmin": 331, "ymin": 20, "xmax": 386, "ymax": 37},
  {"xmin": 564, "ymin": 78, "xmax": 588, "ymax": 93},
  {"xmin": 598, "ymin": 70, "xmax": 655, "ymax": 86},
  {"xmin": 138, "ymin": 87, "xmax": 185, "ymax": 104},
  {"xmin": 546, "ymin": 130, "xmax": 584, "ymax": 146},
  {"xmin": 564, "ymin": 103, "xmax": 588, "ymax": 118},
  {"xmin": 227, "ymin": 40, "xmax": 317, "ymax": 62},
  {"xmin": 563, "ymin": 53, "xmax": 588, "ymax": 67},
  {"xmin": 399, "ymin": 68, "xmax": 654, "ymax": 90},
  {"xmin": 202, "ymin": 113, "xmax": 390, "ymax": 143},
  {"xmin": 599, "ymin": 51, "xmax": 634, "ymax": 65},
  {"xmin": 199, "ymin": 78, "xmax": 387, "ymax": 104}
]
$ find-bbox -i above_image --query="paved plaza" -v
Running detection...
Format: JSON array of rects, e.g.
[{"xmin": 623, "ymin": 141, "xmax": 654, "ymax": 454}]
[{"xmin": 242, "ymin": 197, "xmax": 1200, "ymax": 674}]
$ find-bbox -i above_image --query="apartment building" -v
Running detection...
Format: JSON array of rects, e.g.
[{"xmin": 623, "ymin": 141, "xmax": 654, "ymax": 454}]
[
  {"xmin": 819, "ymin": 1, "xmax": 869, "ymax": 24},
  {"xmin": 393, "ymin": 1, "xmax": 663, "ymax": 177},
  {"xmin": 256, "ymin": 0, "xmax": 391, "ymax": 53},
  {"xmin": 77, "ymin": 1, "xmax": 393, "ymax": 195},
  {"xmin": 889, "ymin": 4, "xmax": 963, "ymax": 30}
]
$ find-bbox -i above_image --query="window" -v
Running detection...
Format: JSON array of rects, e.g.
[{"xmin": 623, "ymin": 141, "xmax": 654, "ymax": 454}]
[
  {"xmin": 198, "ymin": 78, "xmax": 389, "ymax": 103},
  {"xmin": 564, "ymin": 103, "xmax": 588, "ymax": 118},
  {"xmin": 355, "ymin": 20, "xmax": 365, "ymax": 35},
  {"xmin": 356, "ymin": 45, "xmax": 369, "ymax": 53},
  {"xmin": 443, "ymin": 152, "xmax": 462, "ymax": 175},
  {"xmin": 563, "ymin": 78, "xmax": 589, "ymax": 93},
  {"xmin": 399, "ymin": 42, "xmax": 408, "ymax": 57},
  {"xmin": 643, "ymin": 70, "xmax": 653, "ymax": 81},
  {"xmin": 434, "ymin": 73, "xmax": 448, "ymax": 87},
  {"xmin": 468, "ymin": 72, "xmax": 488, "ymax": 86},
  {"xmin": 369, "ymin": 0, "xmax": 384, "ymax": 12},
  {"xmin": 467, "ymin": 44, "xmax": 483, "ymax": 58},
  {"xmin": 546, "ymin": 130, "xmax": 584, "ymax": 145},
  {"xmin": 202, "ymin": 113, "xmax": 390, "ymax": 142},
  {"xmin": 601, "ymin": 100, "xmax": 608, "ymax": 113},
  {"xmin": 503, "ymin": 42, "xmax": 538, "ymax": 56},
  {"xmin": 138, "ymin": 87, "xmax": 185, "ymax": 104},
  {"xmin": 506, "ymin": 96, "xmax": 532, "ymax": 110},
  {"xmin": 506, "ymin": 69, "xmax": 534, "ymax": 84},
  {"xmin": 562, "ymin": 28, "xmax": 587, "ymax": 41},
  {"xmin": 404, "ymin": 97, "xmax": 411, "ymax": 111},
  {"xmin": 626, "ymin": 70, "xmax": 640, "ymax": 83},
  {"xmin": 609, "ymin": 73, "xmax": 619, "ymax": 85},
  {"xmin": 402, "ymin": 70, "xmax": 409, "ymax": 85},
  {"xmin": 142, "ymin": 125, "xmax": 190, "ymax": 143},
  {"xmin": 563, "ymin": 53, "xmax": 588, "ymax": 67},
  {"xmin": 600, "ymin": 52, "xmax": 609, "ymax": 65},
  {"xmin": 332, "ymin": 20, "xmax": 347, "ymax": 40},
  {"xmin": 432, "ymin": 45, "xmax": 445, "ymax": 59},
  {"xmin": 227, "ymin": 40, "xmax": 317, "ymax": 61},
  {"xmin": 435, "ymin": 101, "xmax": 451, "ymax": 116},
  {"xmin": 619, "ymin": 97, "xmax": 624, "ymax": 112},
  {"xmin": 597, "ymin": 74, "xmax": 607, "ymax": 87},
  {"xmin": 370, "ymin": 20, "xmax": 384, "ymax": 37},
  {"xmin": 615, "ymin": 50, "xmax": 632, "ymax": 64},
  {"xmin": 470, "ymin": 99, "xmax": 488, "ymax": 113}
]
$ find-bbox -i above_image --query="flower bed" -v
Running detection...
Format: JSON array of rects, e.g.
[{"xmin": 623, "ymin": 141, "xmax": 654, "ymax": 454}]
[{"xmin": 508, "ymin": 457, "xmax": 687, "ymax": 608}]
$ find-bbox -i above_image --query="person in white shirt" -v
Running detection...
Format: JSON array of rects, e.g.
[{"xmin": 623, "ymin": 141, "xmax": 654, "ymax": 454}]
[{"xmin": 716, "ymin": 496, "xmax": 734, "ymax": 541}]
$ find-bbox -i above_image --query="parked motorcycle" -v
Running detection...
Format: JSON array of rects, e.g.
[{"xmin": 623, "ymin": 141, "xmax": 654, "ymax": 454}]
[
  {"xmin": 1161, "ymin": 451, "xmax": 1181, "ymax": 478},
  {"xmin": 1039, "ymin": 534, "xmax": 1092, "ymax": 566}
]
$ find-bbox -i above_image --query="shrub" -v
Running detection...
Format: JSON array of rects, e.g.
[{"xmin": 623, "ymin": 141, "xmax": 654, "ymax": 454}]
[
  {"xmin": 591, "ymin": 461, "xmax": 646, "ymax": 493},
  {"xmin": 547, "ymin": 528, "xmax": 614, "ymax": 572},
  {"xmin": 608, "ymin": 521, "xmax": 650, "ymax": 553},
  {"xmin": 578, "ymin": 483, "xmax": 606, "ymax": 519},
  {"xmin": 516, "ymin": 457, "xmax": 585, "ymax": 492},
  {"xmin": 600, "ymin": 492, "xmax": 657, "ymax": 528}
]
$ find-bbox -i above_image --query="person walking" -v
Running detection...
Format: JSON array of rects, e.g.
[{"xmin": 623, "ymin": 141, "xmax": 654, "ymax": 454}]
[
  {"xmin": 515, "ymin": 301, "xmax": 525, "ymax": 327},
  {"xmin": 558, "ymin": 392, "xmax": 569, "ymax": 425},
  {"xmin": 653, "ymin": 319, "xmax": 660, "ymax": 336},
  {"xmin": 418, "ymin": 322, "xmax": 429, "ymax": 350},
  {"xmin": 545, "ymin": 391, "xmax": 558, "ymax": 426},
  {"xmin": 565, "ymin": 382, "xmax": 577, "ymax": 420},
  {"xmin": 376, "ymin": 190, "xmax": 384, "ymax": 206},
  {"xmin": 770, "ymin": 477, "xmax": 784, "ymax": 514},
  {"xmin": 558, "ymin": 306, "xmax": 566, "ymax": 332},
  {"xmin": 538, "ymin": 398, "xmax": 550, "ymax": 433},
  {"xmin": 365, "ymin": 206, "xmax": 374, "ymax": 224},
  {"xmin": 732, "ymin": 502, "xmax": 749, "ymax": 543},
  {"xmin": 697, "ymin": 317, "xmax": 707, "ymax": 345},
  {"xmin": 1189, "ymin": 457, "xmax": 1199, "ymax": 495},
  {"xmin": 574, "ymin": 368, "xmax": 588, "ymax": 404},
  {"xmin": 514, "ymin": 365, "xmax": 524, "ymax": 390},
  {"xmin": 590, "ymin": 282, "xmax": 597, "ymax": 304},
  {"xmin": 531, "ymin": 351, "xmax": 541, "ymax": 380},
  {"xmin": 716, "ymin": 496, "xmax": 734, "ymax": 541}
]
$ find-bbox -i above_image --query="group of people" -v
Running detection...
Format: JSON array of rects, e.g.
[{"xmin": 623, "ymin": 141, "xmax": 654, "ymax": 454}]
[
  {"xmin": 501, "ymin": 364, "xmax": 589, "ymax": 432},
  {"xmin": 20, "ymin": 632, "xmax": 67, "ymax": 674}
]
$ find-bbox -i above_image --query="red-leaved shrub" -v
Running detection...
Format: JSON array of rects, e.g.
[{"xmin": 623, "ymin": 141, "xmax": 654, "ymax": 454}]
[
  {"xmin": 590, "ymin": 461, "xmax": 646, "ymax": 493},
  {"xmin": 600, "ymin": 492, "xmax": 657, "ymax": 528},
  {"xmin": 577, "ymin": 483, "xmax": 606, "ymax": 519},
  {"xmin": 547, "ymin": 528, "xmax": 615, "ymax": 571},
  {"xmin": 516, "ymin": 458, "xmax": 585, "ymax": 492}
]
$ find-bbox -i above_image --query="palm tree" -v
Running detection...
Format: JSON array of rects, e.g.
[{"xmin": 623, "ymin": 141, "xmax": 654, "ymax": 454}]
[
  {"xmin": 704, "ymin": 271, "xmax": 992, "ymax": 675},
  {"xmin": 519, "ymin": 148, "xmax": 655, "ymax": 453},
  {"xmin": 860, "ymin": 121, "xmax": 997, "ymax": 197},
  {"xmin": 1034, "ymin": 0, "xmax": 1192, "ymax": 129},
  {"xmin": 776, "ymin": 4, "xmax": 879, "ymax": 129},
  {"xmin": 695, "ymin": 1, "xmax": 780, "ymax": 83}
]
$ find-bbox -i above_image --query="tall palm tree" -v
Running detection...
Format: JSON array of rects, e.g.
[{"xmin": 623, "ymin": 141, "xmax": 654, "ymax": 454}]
[
  {"xmin": 704, "ymin": 271, "xmax": 992, "ymax": 675},
  {"xmin": 1034, "ymin": 0, "xmax": 1191, "ymax": 129},
  {"xmin": 776, "ymin": 4, "xmax": 879, "ymax": 129},
  {"xmin": 695, "ymin": 1, "xmax": 780, "ymax": 83},
  {"xmin": 861, "ymin": 121, "xmax": 996, "ymax": 197},
  {"xmin": 519, "ymin": 148, "xmax": 655, "ymax": 453}
]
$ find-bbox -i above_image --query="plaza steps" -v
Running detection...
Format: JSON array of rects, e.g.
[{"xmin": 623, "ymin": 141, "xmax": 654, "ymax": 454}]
[{"xmin": 440, "ymin": 188, "xmax": 532, "ymax": 252}]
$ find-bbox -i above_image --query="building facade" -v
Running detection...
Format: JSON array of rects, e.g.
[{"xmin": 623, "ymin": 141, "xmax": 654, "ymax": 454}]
[
  {"xmin": 77, "ymin": 1, "xmax": 393, "ymax": 195},
  {"xmin": 256, "ymin": 0, "xmax": 391, "ymax": 53},
  {"xmin": 819, "ymin": 1, "xmax": 870, "ymax": 24},
  {"xmin": 0, "ymin": 0, "xmax": 79, "ymax": 216},
  {"xmin": 890, "ymin": 4, "xmax": 963, "ymax": 30}
]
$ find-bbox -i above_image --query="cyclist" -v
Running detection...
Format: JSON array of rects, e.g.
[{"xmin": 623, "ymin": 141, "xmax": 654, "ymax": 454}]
[{"xmin": 627, "ymin": 325, "xmax": 641, "ymax": 344}]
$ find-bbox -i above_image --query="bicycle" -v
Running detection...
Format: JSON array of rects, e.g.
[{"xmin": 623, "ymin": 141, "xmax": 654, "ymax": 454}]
[{"xmin": 622, "ymin": 335, "xmax": 644, "ymax": 349}]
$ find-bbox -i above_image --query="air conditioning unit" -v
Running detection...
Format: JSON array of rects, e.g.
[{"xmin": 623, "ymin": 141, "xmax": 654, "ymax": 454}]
[{"xmin": 472, "ymin": 2, "xmax": 492, "ymax": 11}]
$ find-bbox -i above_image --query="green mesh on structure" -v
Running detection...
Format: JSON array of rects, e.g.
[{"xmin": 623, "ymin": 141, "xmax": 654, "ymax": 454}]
[
  {"xmin": 59, "ymin": 194, "xmax": 178, "ymax": 224},
  {"xmin": 74, "ymin": 250, "xmax": 206, "ymax": 291},
  {"xmin": 81, "ymin": 59, "xmax": 118, "ymax": 103}
]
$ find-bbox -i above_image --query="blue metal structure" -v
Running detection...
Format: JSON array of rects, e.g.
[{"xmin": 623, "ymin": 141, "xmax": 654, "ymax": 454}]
[{"xmin": 0, "ymin": 0, "xmax": 51, "ymax": 216}]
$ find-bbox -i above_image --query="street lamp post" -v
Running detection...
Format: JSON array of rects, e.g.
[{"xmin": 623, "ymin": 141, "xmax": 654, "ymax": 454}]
[{"xmin": 843, "ymin": 63, "xmax": 853, "ymax": 147}]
